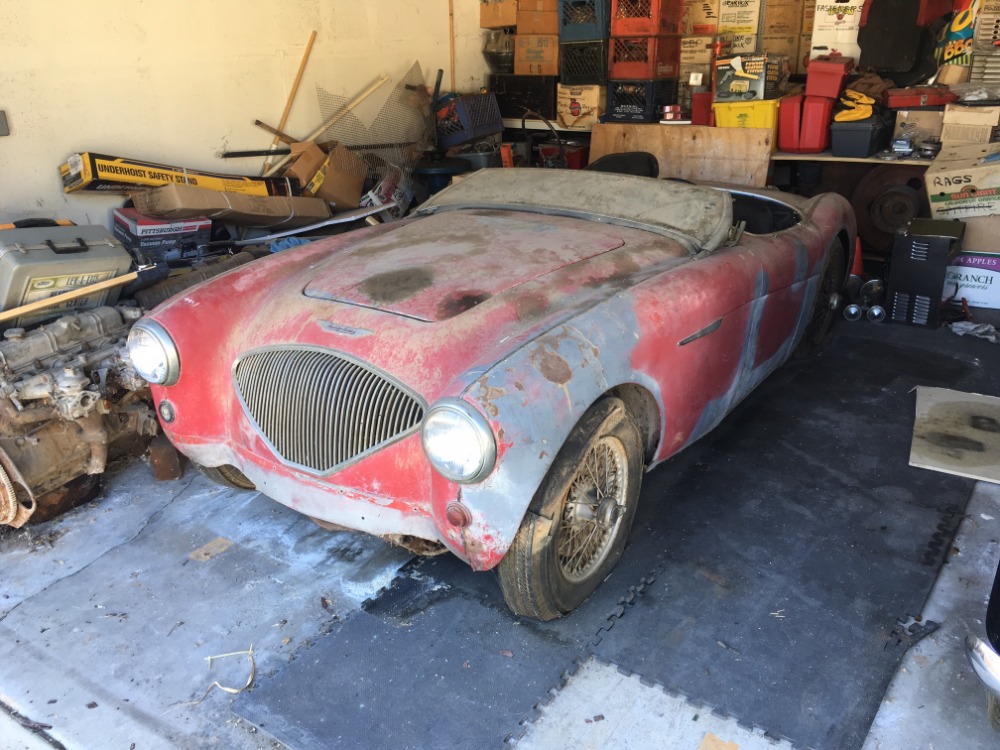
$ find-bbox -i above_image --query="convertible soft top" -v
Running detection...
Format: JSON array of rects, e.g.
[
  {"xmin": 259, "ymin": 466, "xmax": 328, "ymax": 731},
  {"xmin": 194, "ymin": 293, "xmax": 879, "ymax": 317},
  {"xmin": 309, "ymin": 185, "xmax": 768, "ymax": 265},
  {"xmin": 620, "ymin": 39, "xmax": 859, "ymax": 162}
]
[{"xmin": 419, "ymin": 169, "xmax": 734, "ymax": 255}]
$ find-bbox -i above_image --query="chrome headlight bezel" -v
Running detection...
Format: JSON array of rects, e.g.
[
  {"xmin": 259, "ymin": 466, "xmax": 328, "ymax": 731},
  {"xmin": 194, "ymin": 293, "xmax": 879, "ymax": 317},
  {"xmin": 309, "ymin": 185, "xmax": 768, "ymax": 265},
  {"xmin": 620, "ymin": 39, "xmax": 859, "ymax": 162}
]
[
  {"xmin": 421, "ymin": 398, "xmax": 497, "ymax": 484},
  {"xmin": 126, "ymin": 320, "xmax": 180, "ymax": 386}
]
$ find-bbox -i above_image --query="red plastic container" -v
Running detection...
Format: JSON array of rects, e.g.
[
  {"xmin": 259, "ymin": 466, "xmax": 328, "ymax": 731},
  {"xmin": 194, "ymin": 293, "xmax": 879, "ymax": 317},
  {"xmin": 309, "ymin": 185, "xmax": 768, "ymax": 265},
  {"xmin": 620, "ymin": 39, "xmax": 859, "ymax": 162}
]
[
  {"xmin": 608, "ymin": 35, "xmax": 681, "ymax": 80},
  {"xmin": 805, "ymin": 55, "xmax": 855, "ymax": 98},
  {"xmin": 610, "ymin": 0, "xmax": 683, "ymax": 36},
  {"xmin": 778, "ymin": 95, "xmax": 835, "ymax": 153}
]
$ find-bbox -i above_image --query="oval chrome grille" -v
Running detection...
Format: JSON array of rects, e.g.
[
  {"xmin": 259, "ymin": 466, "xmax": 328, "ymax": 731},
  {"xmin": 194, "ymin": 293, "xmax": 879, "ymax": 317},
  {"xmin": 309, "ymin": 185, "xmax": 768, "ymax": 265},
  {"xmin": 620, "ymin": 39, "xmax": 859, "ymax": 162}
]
[{"xmin": 234, "ymin": 348, "xmax": 425, "ymax": 473}]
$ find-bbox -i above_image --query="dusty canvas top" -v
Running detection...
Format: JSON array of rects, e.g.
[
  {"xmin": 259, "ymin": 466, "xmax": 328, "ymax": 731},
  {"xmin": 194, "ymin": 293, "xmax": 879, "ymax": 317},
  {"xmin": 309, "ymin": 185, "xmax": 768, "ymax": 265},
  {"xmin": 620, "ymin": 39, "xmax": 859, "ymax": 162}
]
[{"xmin": 419, "ymin": 168, "xmax": 733, "ymax": 254}]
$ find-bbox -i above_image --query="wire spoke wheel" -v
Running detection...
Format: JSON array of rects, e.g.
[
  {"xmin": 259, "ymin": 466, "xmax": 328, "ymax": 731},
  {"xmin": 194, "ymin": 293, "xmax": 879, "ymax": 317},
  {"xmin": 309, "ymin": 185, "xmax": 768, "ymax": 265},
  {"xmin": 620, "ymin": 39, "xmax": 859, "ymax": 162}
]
[
  {"xmin": 498, "ymin": 397, "xmax": 643, "ymax": 621},
  {"xmin": 557, "ymin": 436, "xmax": 628, "ymax": 583}
]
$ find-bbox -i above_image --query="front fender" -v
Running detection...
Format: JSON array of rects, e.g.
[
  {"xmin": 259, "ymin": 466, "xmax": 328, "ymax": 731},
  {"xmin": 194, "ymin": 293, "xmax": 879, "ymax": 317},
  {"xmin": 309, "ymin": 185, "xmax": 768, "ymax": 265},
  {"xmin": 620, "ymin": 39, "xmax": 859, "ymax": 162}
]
[{"xmin": 455, "ymin": 296, "xmax": 659, "ymax": 570}]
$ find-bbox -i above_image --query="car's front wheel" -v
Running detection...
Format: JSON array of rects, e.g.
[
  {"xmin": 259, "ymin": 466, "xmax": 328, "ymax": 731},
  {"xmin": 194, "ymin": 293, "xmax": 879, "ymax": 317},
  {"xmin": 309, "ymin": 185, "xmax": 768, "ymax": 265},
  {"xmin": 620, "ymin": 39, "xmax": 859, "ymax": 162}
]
[
  {"xmin": 498, "ymin": 397, "xmax": 642, "ymax": 621},
  {"xmin": 197, "ymin": 463, "xmax": 256, "ymax": 491}
]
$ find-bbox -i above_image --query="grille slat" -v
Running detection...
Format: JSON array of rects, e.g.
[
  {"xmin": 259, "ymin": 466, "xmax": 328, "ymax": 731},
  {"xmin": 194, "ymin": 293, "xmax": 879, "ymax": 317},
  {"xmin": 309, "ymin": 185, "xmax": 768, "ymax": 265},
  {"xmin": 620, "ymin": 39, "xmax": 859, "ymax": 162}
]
[{"xmin": 234, "ymin": 348, "xmax": 424, "ymax": 473}]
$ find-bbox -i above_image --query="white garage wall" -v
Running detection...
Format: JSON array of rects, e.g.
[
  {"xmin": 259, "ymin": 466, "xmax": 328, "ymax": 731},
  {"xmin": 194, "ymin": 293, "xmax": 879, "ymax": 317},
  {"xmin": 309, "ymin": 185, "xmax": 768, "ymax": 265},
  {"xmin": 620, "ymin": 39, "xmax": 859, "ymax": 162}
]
[{"xmin": 0, "ymin": 0, "xmax": 488, "ymax": 225}]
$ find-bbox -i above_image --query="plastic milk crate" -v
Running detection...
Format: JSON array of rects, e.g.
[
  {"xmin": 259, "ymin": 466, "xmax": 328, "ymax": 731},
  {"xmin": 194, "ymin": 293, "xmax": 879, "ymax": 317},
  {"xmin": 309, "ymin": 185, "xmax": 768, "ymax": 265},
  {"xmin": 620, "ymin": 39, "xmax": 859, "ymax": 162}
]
[{"xmin": 558, "ymin": 0, "xmax": 611, "ymax": 41}]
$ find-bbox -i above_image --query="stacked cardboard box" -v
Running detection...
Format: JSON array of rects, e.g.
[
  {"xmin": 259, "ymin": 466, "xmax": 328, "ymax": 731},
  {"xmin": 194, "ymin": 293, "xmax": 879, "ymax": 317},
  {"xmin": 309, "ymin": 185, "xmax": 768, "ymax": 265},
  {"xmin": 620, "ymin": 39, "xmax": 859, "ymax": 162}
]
[
  {"xmin": 808, "ymin": 0, "xmax": 863, "ymax": 64},
  {"xmin": 941, "ymin": 104, "xmax": 1000, "ymax": 146},
  {"xmin": 719, "ymin": 0, "xmax": 763, "ymax": 54}
]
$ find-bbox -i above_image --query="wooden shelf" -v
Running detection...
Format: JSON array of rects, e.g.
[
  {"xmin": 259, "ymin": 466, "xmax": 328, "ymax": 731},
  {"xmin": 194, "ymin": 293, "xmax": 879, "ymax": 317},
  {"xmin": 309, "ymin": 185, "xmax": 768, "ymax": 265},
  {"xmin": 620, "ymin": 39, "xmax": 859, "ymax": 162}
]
[{"xmin": 770, "ymin": 150, "xmax": 932, "ymax": 167}]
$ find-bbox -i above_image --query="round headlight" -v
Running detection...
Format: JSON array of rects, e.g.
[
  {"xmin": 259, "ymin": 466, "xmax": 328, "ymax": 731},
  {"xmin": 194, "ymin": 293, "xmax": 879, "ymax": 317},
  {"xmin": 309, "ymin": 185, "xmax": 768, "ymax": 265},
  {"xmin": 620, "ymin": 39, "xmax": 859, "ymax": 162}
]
[
  {"xmin": 126, "ymin": 320, "xmax": 180, "ymax": 386},
  {"xmin": 421, "ymin": 399, "xmax": 496, "ymax": 483}
]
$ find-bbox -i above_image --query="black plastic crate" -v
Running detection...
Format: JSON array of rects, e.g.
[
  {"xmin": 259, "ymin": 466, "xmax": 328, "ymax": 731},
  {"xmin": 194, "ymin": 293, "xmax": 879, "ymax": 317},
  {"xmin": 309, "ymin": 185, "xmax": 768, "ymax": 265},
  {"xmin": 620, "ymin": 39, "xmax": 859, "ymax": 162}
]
[
  {"xmin": 558, "ymin": 0, "xmax": 611, "ymax": 41},
  {"xmin": 560, "ymin": 40, "xmax": 609, "ymax": 85},
  {"xmin": 606, "ymin": 78, "xmax": 678, "ymax": 122},
  {"xmin": 489, "ymin": 74, "xmax": 558, "ymax": 119}
]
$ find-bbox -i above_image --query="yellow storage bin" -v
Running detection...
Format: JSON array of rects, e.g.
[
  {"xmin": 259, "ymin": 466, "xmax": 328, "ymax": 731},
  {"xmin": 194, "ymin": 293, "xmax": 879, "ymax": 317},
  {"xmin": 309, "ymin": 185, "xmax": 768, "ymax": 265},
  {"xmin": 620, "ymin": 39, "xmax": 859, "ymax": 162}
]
[{"xmin": 712, "ymin": 99, "xmax": 781, "ymax": 129}]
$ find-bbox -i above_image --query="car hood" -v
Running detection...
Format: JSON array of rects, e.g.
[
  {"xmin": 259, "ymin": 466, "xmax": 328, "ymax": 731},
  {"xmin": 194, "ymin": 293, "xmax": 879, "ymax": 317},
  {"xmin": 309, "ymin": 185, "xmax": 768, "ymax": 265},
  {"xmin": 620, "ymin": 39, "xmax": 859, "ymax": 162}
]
[{"xmin": 302, "ymin": 210, "xmax": 626, "ymax": 322}]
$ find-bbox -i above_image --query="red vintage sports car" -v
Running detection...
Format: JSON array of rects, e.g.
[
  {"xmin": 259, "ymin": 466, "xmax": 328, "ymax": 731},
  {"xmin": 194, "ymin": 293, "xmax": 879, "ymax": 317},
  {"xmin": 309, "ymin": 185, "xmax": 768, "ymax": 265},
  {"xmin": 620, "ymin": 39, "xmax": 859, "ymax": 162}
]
[{"xmin": 128, "ymin": 169, "xmax": 855, "ymax": 620}]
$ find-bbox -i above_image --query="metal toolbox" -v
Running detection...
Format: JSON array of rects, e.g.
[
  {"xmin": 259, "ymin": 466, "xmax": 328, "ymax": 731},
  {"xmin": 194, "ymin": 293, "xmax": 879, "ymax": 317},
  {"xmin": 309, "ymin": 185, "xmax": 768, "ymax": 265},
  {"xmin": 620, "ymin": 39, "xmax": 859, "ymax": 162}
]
[{"xmin": 0, "ymin": 225, "xmax": 132, "ymax": 328}]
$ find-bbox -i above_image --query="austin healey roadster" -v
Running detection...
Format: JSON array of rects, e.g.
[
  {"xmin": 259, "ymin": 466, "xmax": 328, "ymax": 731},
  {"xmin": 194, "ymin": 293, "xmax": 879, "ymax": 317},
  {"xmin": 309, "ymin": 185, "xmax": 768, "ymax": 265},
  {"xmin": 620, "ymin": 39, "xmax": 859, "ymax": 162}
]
[{"xmin": 127, "ymin": 169, "xmax": 854, "ymax": 620}]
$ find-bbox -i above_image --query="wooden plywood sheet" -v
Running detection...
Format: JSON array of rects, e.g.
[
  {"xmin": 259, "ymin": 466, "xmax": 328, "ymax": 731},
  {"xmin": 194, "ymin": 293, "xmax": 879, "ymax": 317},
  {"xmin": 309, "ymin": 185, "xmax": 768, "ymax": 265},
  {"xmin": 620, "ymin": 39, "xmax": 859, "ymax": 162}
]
[
  {"xmin": 590, "ymin": 124, "xmax": 773, "ymax": 187},
  {"xmin": 910, "ymin": 386, "xmax": 1000, "ymax": 484}
]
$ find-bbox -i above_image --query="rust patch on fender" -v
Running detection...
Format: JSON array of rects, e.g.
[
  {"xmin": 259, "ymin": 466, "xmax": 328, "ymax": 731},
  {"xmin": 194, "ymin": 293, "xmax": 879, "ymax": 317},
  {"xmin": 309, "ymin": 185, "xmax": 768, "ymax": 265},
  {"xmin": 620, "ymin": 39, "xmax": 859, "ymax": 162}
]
[
  {"xmin": 530, "ymin": 345, "xmax": 572, "ymax": 385},
  {"xmin": 437, "ymin": 291, "xmax": 491, "ymax": 319},
  {"xmin": 360, "ymin": 267, "xmax": 433, "ymax": 304},
  {"xmin": 514, "ymin": 294, "xmax": 549, "ymax": 321},
  {"xmin": 477, "ymin": 383, "xmax": 507, "ymax": 417}
]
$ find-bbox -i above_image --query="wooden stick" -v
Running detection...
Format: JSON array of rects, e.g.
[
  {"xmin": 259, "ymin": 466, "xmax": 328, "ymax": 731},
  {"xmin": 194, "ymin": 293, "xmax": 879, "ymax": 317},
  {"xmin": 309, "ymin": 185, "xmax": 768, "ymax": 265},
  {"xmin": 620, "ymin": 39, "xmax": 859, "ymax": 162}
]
[
  {"xmin": 260, "ymin": 30, "xmax": 317, "ymax": 175},
  {"xmin": 0, "ymin": 272, "xmax": 139, "ymax": 324},
  {"xmin": 448, "ymin": 0, "xmax": 456, "ymax": 91},
  {"xmin": 253, "ymin": 119, "xmax": 299, "ymax": 145},
  {"xmin": 264, "ymin": 74, "xmax": 391, "ymax": 177}
]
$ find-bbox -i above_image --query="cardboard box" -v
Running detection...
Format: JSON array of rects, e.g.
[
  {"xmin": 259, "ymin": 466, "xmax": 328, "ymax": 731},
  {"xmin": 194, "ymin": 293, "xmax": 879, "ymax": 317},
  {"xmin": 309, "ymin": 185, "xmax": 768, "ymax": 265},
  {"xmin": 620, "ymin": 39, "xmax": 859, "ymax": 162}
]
[
  {"xmin": 481, "ymin": 0, "xmax": 517, "ymax": 29},
  {"xmin": 959, "ymin": 215, "xmax": 1000, "ymax": 252},
  {"xmin": 719, "ymin": 0, "xmax": 763, "ymax": 52},
  {"xmin": 515, "ymin": 34, "xmax": 559, "ymax": 75},
  {"xmin": 714, "ymin": 54, "xmax": 769, "ymax": 101},
  {"xmin": 60, "ymin": 152, "xmax": 296, "ymax": 196},
  {"xmin": 944, "ymin": 250, "xmax": 1000, "ymax": 309},
  {"xmin": 762, "ymin": 34, "xmax": 800, "ymax": 72},
  {"xmin": 516, "ymin": 9, "xmax": 558, "ymax": 34},
  {"xmin": 937, "ymin": 64, "xmax": 971, "ymax": 86},
  {"xmin": 683, "ymin": 0, "xmax": 722, "ymax": 34},
  {"xmin": 520, "ymin": 0, "xmax": 556, "ymax": 9},
  {"xmin": 681, "ymin": 35, "xmax": 718, "ymax": 66},
  {"xmin": 763, "ymin": 1, "xmax": 804, "ymax": 36},
  {"xmin": 111, "ymin": 208, "xmax": 211, "ymax": 260},
  {"xmin": 802, "ymin": 0, "xmax": 816, "ymax": 34},
  {"xmin": 893, "ymin": 110, "xmax": 945, "ymax": 143},
  {"xmin": 132, "ymin": 184, "xmax": 331, "ymax": 227},
  {"xmin": 925, "ymin": 142, "xmax": 1000, "ymax": 219},
  {"xmin": 812, "ymin": 0, "xmax": 863, "ymax": 33},
  {"xmin": 808, "ymin": 27, "xmax": 860, "ymax": 62},
  {"xmin": 556, "ymin": 84, "xmax": 606, "ymax": 130},
  {"xmin": 941, "ymin": 123, "xmax": 996, "ymax": 145},
  {"xmin": 284, "ymin": 142, "xmax": 366, "ymax": 209},
  {"xmin": 944, "ymin": 104, "xmax": 1000, "ymax": 127}
]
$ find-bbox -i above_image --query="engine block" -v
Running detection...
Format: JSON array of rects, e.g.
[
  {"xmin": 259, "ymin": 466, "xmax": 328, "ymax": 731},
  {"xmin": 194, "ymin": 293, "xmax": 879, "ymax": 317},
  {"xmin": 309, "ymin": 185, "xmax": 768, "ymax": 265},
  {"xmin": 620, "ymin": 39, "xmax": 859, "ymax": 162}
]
[{"xmin": 0, "ymin": 306, "xmax": 158, "ymax": 527}]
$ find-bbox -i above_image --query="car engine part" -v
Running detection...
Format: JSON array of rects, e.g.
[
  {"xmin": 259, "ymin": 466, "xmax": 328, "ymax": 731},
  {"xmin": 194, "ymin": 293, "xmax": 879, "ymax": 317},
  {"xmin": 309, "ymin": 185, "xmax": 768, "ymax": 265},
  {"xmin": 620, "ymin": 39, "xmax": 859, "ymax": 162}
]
[{"xmin": 0, "ymin": 305, "xmax": 158, "ymax": 527}]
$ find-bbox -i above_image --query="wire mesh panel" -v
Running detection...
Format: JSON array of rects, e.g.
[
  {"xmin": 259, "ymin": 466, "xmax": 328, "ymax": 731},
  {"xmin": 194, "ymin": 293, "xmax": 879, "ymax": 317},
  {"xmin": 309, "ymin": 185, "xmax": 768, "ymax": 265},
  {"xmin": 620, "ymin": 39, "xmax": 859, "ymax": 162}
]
[
  {"xmin": 560, "ymin": 40, "xmax": 609, "ymax": 84},
  {"xmin": 558, "ymin": 0, "xmax": 611, "ymax": 41},
  {"xmin": 315, "ymin": 62, "xmax": 433, "ymax": 190},
  {"xmin": 436, "ymin": 93, "xmax": 504, "ymax": 148},
  {"xmin": 609, "ymin": 35, "xmax": 681, "ymax": 79},
  {"xmin": 607, "ymin": 79, "xmax": 678, "ymax": 122},
  {"xmin": 610, "ymin": 0, "xmax": 682, "ymax": 36}
]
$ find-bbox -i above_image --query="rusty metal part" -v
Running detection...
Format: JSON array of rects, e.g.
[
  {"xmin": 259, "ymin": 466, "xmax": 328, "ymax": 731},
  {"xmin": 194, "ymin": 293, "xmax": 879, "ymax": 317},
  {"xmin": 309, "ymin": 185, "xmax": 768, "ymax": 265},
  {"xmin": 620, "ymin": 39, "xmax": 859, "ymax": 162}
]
[
  {"xmin": 0, "ymin": 460, "xmax": 17, "ymax": 525},
  {"xmin": 24, "ymin": 474, "xmax": 101, "ymax": 525},
  {"xmin": 0, "ymin": 306, "xmax": 158, "ymax": 527},
  {"xmin": 384, "ymin": 535, "xmax": 447, "ymax": 556},
  {"xmin": 149, "ymin": 434, "xmax": 183, "ymax": 481}
]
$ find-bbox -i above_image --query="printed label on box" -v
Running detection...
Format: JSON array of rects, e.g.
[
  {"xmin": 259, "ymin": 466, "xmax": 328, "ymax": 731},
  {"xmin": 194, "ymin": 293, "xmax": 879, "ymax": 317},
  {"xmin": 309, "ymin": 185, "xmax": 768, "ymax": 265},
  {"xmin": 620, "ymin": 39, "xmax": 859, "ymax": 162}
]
[{"xmin": 945, "ymin": 253, "xmax": 1000, "ymax": 308}]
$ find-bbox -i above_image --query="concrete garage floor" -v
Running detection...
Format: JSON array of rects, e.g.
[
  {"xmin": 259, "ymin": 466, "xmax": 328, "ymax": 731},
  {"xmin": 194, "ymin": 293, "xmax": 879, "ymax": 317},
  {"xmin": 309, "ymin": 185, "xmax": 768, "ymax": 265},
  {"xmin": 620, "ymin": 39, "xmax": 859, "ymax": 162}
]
[{"xmin": 2, "ymin": 335, "xmax": 1000, "ymax": 750}]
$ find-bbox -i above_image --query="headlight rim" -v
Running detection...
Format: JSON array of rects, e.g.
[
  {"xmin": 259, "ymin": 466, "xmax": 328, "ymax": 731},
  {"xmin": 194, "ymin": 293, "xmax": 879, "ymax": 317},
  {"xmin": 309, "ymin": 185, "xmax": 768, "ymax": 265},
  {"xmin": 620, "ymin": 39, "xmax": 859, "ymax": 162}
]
[
  {"xmin": 127, "ymin": 319, "xmax": 180, "ymax": 386},
  {"xmin": 421, "ymin": 398, "xmax": 497, "ymax": 484}
]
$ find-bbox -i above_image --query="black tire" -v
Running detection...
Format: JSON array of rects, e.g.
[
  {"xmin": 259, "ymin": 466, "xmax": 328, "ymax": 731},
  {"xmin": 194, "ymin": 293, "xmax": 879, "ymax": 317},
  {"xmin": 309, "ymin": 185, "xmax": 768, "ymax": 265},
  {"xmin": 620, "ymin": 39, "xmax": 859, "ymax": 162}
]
[
  {"xmin": 795, "ymin": 239, "xmax": 847, "ymax": 358},
  {"xmin": 988, "ymin": 692, "xmax": 1000, "ymax": 734},
  {"xmin": 497, "ymin": 397, "xmax": 643, "ymax": 621},
  {"xmin": 197, "ymin": 463, "xmax": 256, "ymax": 491}
]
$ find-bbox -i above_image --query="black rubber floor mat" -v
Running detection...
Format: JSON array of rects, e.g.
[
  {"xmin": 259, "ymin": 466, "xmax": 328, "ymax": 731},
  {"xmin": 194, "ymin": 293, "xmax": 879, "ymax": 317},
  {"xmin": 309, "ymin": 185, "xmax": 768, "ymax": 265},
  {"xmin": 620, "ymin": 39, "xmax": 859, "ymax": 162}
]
[
  {"xmin": 590, "ymin": 328, "xmax": 981, "ymax": 750},
  {"xmin": 232, "ymin": 324, "xmax": 994, "ymax": 750}
]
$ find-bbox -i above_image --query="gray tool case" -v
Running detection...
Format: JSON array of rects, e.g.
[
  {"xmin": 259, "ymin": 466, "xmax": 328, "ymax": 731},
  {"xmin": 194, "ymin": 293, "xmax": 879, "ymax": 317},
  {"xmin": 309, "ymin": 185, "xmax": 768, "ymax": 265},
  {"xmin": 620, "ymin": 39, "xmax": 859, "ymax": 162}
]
[{"xmin": 0, "ymin": 225, "xmax": 132, "ymax": 328}]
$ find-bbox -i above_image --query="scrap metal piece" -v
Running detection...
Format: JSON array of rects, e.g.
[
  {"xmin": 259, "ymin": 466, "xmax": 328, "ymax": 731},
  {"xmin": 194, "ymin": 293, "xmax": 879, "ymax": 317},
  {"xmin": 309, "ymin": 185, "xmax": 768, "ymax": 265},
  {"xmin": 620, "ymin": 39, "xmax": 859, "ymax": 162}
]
[{"xmin": 149, "ymin": 433, "xmax": 182, "ymax": 481}]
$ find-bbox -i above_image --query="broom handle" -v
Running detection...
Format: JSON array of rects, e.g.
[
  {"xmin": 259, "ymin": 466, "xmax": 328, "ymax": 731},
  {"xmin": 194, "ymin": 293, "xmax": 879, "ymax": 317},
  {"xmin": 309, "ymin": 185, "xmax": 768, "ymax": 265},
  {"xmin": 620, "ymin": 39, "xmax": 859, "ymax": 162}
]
[{"xmin": 264, "ymin": 74, "xmax": 390, "ymax": 177}]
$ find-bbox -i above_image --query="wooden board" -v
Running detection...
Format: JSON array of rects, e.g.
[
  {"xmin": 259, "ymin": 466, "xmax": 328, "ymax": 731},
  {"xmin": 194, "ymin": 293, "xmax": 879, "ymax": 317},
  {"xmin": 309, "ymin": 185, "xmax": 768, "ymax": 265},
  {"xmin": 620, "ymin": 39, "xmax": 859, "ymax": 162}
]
[{"xmin": 590, "ymin": 124, "xmax": 774, "ymax": 187}]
